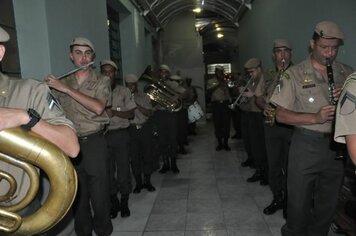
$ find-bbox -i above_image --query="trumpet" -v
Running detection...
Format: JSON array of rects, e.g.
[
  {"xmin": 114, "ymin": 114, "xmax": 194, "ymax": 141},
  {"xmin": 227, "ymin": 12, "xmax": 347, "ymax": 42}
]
[{"xmin": 228, "ymin": 75, "xmax": 253, "ymax": 109}]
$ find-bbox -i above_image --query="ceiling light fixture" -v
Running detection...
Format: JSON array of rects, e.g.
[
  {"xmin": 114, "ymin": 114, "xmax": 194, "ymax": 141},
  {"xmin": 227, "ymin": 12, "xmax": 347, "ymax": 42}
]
[
  {"xmin": 217, "ymin": 33, "xmax": 224, "ymax": 38},
  {"xmin": 216, "ymin": 27, "xmax": 221, "ymax": 31},
  {"xmin": 193, "ymin": 7, "xmax": 201, "ymax": 13}
]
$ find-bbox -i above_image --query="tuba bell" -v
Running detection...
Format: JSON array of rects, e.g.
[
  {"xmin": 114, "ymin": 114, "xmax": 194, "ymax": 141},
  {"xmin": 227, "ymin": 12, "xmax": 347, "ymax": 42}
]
[
  {"xmin": 141, "ymin": 73, "xmax": 182, "ymax": 112},
  {"xmin": 0, "ymin": 127, "xmax": 77, "ymax": 236}
]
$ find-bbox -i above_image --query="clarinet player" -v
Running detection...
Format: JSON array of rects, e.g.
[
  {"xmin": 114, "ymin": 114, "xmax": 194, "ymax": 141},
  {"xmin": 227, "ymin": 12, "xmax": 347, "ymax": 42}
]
[{"xmin": 270, "ymin": 21, "xmax": 353, "ymax": 236}]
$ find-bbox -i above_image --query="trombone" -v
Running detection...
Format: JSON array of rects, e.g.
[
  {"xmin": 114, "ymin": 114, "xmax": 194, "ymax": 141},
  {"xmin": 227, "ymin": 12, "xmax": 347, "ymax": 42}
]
[{"xmin": 228, "ymin": 74, "xmax": 253, "ymax": 109}]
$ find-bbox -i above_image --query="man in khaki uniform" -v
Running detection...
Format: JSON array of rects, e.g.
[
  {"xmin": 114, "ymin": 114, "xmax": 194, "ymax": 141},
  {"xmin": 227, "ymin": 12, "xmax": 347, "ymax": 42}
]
[
  {"xmin": 334, "ymin": 71, "xmax": 356, "ymax": 165},
  {"xmin": 239, "ymin": 58, "xmax": 268, "ymax": 185},
  {"xmin": 46, "ymin": 38, "xmax": 113, "ymax": 236},
  {"xmin": 101, "ymin": 60, "xmax": 136, "ymax": 218},
  {"xmin": 126, "ymin": 74, "xmax": 156, "ymax": 194},
  {"xmin": 0, "ymin": 26, "xmax": 79, "ymax": 226},
  {"xmin": 154, "ymin": 64, "xmax": 184, "ymax": 174},
  {"xmin": 255, "ymin": 39, "xmax": 293, "ymax": 216},
  {"xmin": 209, "ymin": 65, "xmax": 231, "ymax": 151},
  {"xmin": 270, "ymin": 21, "xmax": 353, "ymax": 236}
]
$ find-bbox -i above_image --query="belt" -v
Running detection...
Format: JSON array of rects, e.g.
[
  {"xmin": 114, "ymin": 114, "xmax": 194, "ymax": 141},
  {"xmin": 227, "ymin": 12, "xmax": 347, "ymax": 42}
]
[
  {"xmin": 130, "ymin": 124, "xmax": 143, "ymax": 130},
  {"xmin": 78, "ymin": 130, "xmax": 105, "ymax": 142},
  {"xmin": 294, "ymin": 127, "xmax": 332, "ymax": 138}
]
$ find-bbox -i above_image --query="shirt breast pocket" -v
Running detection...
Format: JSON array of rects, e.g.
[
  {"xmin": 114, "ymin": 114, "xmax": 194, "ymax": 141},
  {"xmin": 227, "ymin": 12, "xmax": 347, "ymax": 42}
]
[{"xmin": 299, "ymin": 85, "xmax": 327, "ymax": 107}]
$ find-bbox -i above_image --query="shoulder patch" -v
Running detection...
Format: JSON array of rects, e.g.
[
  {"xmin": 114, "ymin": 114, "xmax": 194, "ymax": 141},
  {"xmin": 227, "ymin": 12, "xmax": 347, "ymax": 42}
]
[
  {"xmin": 47, "ymin": 92, "xmax": 62, "ymax": 111},
  {"xmin": 340, "ymin": 90, "xmax": 356, "ymax": 115}
]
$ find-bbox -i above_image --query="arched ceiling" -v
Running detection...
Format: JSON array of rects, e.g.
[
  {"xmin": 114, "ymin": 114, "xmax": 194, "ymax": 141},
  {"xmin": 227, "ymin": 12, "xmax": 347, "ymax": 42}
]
[
  {"xmin": 129, "ymin": 0, "xmax": 254, "ymax": 58},
  {"xmin": 130, "ymin": 0, "xmax": 253, "ymax": 29}
]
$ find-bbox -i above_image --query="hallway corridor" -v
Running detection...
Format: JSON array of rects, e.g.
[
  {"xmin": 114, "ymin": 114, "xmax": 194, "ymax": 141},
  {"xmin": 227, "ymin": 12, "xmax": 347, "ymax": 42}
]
[{"xmin": 111, "ymin": 121, "xmax": 284, "ymax": 236}]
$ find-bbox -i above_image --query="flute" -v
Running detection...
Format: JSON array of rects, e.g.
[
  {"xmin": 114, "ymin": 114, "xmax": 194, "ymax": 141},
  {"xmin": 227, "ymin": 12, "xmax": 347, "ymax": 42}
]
[{"xmin": 56, "ymin": 61, "xmax": 94, "ymax": 80}]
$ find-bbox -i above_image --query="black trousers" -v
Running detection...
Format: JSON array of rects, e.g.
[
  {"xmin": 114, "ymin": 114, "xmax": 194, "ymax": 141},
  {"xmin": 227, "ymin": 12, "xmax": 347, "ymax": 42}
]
[
  {"xmin": 72, "ymin": 132, "xmax": 112, "ymax": 236},
  {"xmin": 281, "ymin": 128, "xmax": 344, "ymax": 236},
  {"xmin": 211, "ymin": 101, "xmax": 231, "ymax": 140},
  {"xmin": 177, "ymin": 108, "xmax": 188, "ymax": 147},
  {"xmin": 106, "ymin": 128, "xmax": 132, "ymax": 195},
  {"xmin": 240, "ymin": 110, "xmax": 252, "ymax": 159},
  {"xmin": 247, "ymin": 111, "xmax": 267, "ymax": 168},
  {"xmin": 264, "ymin": 124, "xmax": 292, "ymax": 194},
  {"xmin": 129, "ymin": 122, "xmax": 154, "ymax": 176},
  {"xmin": 154, "ymin": 110, "xmax": 178, "ymax": 162}
]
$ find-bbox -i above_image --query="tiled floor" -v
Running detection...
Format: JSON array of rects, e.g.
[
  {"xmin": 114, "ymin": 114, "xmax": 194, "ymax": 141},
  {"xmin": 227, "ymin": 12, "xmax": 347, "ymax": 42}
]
[{"xmin": 56, "ymin": 121, "xmax": 342, "ymax": 236}]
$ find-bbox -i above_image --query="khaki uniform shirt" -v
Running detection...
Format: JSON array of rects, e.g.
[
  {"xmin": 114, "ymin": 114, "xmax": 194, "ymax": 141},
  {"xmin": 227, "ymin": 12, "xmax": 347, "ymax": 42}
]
[
  {"xmin": 130, "ymin": 91, "xmax": 152, "ymax": 125},
  {"xmin": 270, "ymin": 56, "xmax": 353, "ymax": 133},
  {"xmin": 0, "ymin": 72, "xmax": 75, "ymax": 204},
  {"xmin": 108, "ymin": 85, "xmax": 136, "ymax": 130},
  {"xmin": 335, "ymin": 72, "xmax": 356, "ymax": 143},
  {"xmin": 54, "ymin": 70, "xmax": 111, "ymax": 137},
  {"xmin": 211, "ymin": 78, "xmax": 231, "ymax": 102},
  {"xmin": 240, "ymin": 75, "xmax": 265, "ymax": 112}
]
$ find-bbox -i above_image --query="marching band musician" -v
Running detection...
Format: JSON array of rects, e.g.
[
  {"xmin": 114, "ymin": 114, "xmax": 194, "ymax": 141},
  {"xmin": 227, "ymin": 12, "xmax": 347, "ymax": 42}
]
[
  {"xmin": 125, "ymin": 74, "xmax": 156, "ymax": 194},
  {"xmin": 153, "ymin": 64, "xmax": 185, "ymax": 174},
  {"xmin": 208, "ymin": 65, "xmax": 231, "ymax": 151},
  {"xmin": 46, "ymin": 38, "xmax": 113, "ymax": 236},
  {"xmin": 255, "ymin": 39, "xmax": 293, "ymax": 216},
  {"xmin": 100, "ymin": 60, "xmax": 136, "ymax": 219},
  {"xmin": 270, "ymin": 21, "xmax": 353, "ymax": 236},
  {"xmin": 239, "ymin": 58, "xmax": 268, "ymax": 185},
  {"xmin": 0, "ymin": 26, "xmax": 79, "ymax": 221}
]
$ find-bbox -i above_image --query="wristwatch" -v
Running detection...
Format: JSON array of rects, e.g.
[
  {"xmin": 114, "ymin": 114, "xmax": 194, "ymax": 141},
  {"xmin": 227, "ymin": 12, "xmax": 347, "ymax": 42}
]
[{"xmin": 21, "ymin": 108, "xmax": 41, "ymax": 131}]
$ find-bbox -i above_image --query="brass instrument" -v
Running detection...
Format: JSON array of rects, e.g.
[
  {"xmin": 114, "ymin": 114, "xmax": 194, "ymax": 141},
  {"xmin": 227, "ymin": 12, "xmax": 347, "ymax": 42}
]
[
  {"xmin": 228, "ymin": 74, "xmax": 253, "ymax": 109},
  {"xmin": 264, "ymin": 59, "xmax": 286, "ymax": 126},
  {"xmin": 0, "ymin": 127, "xmax": 78, "ymax": 236},
  {"xmin": 141, "ymin": 74, "xmax": 182, "ymax": 112}
]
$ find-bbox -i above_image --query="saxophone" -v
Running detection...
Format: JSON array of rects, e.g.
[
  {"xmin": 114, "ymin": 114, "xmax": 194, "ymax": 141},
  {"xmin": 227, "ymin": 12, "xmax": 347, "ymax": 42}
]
[
  {"xmin": 0, "ymin": 127, "xmax": 77, "ymax": 236},
  {"xmin": 264, "ymin": 59, "xmax": 286, "ymax": 126}
]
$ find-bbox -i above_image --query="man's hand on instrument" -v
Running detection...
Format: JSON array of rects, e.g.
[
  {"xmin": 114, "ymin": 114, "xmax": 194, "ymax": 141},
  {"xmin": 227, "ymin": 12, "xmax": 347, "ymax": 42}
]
[
  {"xmin": 46, "ymin": 75, "xmax": 70, "ymax": 93},
  {"xmin": 315, "ymin": 105, "xmax": 336, "ymax": 124},
  {"xmin": 332, "ymin": 87, "xmax": 342, "ymax": 102},
  {"xmin": 243, "ymin": 88, "xmax": 254, "ymax": 98}
]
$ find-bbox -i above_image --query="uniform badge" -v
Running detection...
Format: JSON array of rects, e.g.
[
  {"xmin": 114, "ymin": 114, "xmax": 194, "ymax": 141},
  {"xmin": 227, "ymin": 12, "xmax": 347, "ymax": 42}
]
[
  {"xmin": 47, "ymin": 92, "xmax": 61, "ymax": 111},
  {"xmin": 280, "ymin": 72, "xmax": 290, "ymax": 80},
  {"xmin": 308, "ymin": 97, "xmax": 315, "ymax": 103},
  {"xmin": 340, "ymin": 90, "xmax": 356, "ymax": 115}
]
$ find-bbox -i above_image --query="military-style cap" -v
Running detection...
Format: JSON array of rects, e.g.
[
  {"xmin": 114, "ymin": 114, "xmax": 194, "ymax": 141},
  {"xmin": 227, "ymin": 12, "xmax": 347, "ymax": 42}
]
[
  {"xmin": 170, "ymin": 75, "xmax": 182, "ymax": 81},
  {"xmin": 159, "ymin": 64, "xmax": 171, "ymax": 72},
  {"xmin": 70, "ymin": 37, "xmax": 95, "ymax": 52},
  {"xmin": 273, "ymin": 39, "xmax": 291, "ymax": 49},
  {"xmin": 125, "ymin": 74, "xmax": 139, "ymax": 83},
  {"xmin": 314, "ymin": 21, "xmax": 345, "ymax": 40},
  {"xmin": 0, "ymin": 26, "xmax": 10, "ymax": 43},
  {"xmin": 100, "ymin": 60, "xmax": 118, "ymax": 70},
  {"xmin": 244, "ymin": 58, "xmax": 261, "ymax": 69},
  {"xmin": 215, "ymin": 65, "xmax": 225, "ymax": 71}
]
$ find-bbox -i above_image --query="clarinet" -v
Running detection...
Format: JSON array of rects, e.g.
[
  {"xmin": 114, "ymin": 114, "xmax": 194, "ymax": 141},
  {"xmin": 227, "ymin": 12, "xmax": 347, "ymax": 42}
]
[
  {"xmin": 326, "ymin": 58, "xmax": 344, "ymax": 160},
  {"xmin": 326, "ymin": 58, "xmax": 336, "ymax": 105}
]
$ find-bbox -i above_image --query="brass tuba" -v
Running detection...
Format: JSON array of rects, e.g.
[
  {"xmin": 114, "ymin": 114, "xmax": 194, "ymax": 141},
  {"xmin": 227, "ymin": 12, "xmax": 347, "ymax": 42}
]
[
  {"xmin": 0, "ymin": 127, "xmax": 78, "ymax": 236},
  {"xmin": 141, "ymin": 74, "xmax": 182, "ymax": 112}
]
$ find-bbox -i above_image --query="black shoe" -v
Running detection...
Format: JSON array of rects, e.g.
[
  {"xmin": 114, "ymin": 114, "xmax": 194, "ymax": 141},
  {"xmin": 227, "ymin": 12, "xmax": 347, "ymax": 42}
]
[
  {"xmin": 241, "ymin": 159, "xmax": 252, "ymax": 167},
  {"xmin": 120, "ymin": 195, "xmax": 130, "ymax": 218},
  {"xmin": 224, "ymin": 144, "xmax": 231, "ymax": 151},
  {"xmin": 159, "ymin": 163, "xmax": 169, "ymax": 174},
  {"xmin": 171, "ymin": 164, "xmax": 180, "ymax": 173},
  {"xmin": 110, "ymin": 195, "xmax": 120, "ymax": 219},
  {"xmin": 216, "ymin": 144, "xmax": 223, "ymax": 151},
  {"xmin": 143, "ymin": 182, "xmax": 156, "ymax": 192},
  {"xmin": 260, "ymin": 178, "xmax": 268, "ymax": 186},
  {"xmin": 263, "ymin": 198, "xmax": 283, "ymax": 215},
  {"xmin": 247, "ymin": 171, "xmax": 261, "ymax": 183},
  {"xmin": 133, "ymin": 185, "xmax": 142, "ymax": 194},
  {"xmin": 179, "ymin": 148, "xmax": 188, "ymax": 155},
  {"xmin": 143, "ymin": 175, "xmax": 156, "ymax": 192}
]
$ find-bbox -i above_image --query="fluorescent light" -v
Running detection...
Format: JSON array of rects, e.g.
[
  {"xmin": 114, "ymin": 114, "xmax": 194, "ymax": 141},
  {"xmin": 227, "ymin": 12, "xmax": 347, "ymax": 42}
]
[{"xmin": 193, "ymin": 8, "xmax": 201, "ymax": 13}]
